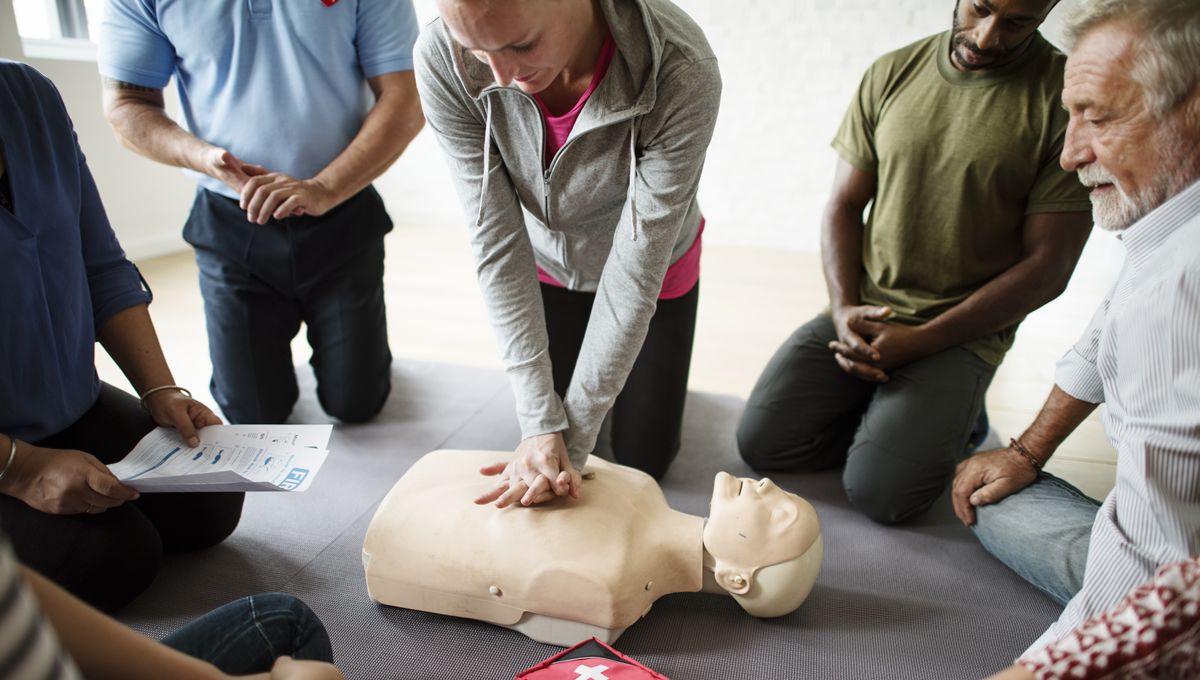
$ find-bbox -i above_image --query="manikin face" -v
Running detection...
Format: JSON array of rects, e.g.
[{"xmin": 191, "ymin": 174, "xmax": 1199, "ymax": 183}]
[
  {"xmin": 1060, "ymin": 22, "xmax": 1198, "ymax": 232},
  {"xmin": 949, "ymin": 0, "xmax": 1055, "ymax": 71},
  {"xmin": 437, "ymin": 0, "xmax": 596, "ymax": 95},
  {"xmin": 703, "ymin": 472, "xmax": 820, "ymax": 595}
]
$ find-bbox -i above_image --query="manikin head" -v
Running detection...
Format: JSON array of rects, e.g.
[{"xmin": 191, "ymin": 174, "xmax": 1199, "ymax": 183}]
[
  {"xmin": 703, "ymin": 472, "xmax": 822, "ymax": 618},
  {"xmin": 436, "ymin": 0, "xmax": 604, "ymax": 95},
  {"xmin": 949, "ymin": 0, "xmax": 1059, "ymax": 71},
  {"xmin": 1058, "ymin": 0, "xmax": 1200, "ymax": 232}
]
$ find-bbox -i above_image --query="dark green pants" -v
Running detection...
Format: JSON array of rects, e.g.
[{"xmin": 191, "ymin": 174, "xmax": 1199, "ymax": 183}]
[{"xmin": 737, "ymin": 315, "xmax": 996, "ymax": 524}]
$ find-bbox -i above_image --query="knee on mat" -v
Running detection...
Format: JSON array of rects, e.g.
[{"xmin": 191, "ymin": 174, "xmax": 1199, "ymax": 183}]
[
  {"xmin": 615, "ymin": 444, "xmax": 679, "ymax": 481},
  {"xmin": 611, "ymin": 423, "xmax": 681, "ymax": 479},
  {"xmin": 736, "ymin": 414, "xmax": 783, "ymax": 471},
  {"xmin": 736, "ymin": 416, "xmax": 815, "ymax": 473},
  {"xmin": 319, "ymin": 382, "xmax": 389, "ymax": 424},
  {"xmin": 162, "ymin": 493, "xmax": 245, "ymax": 552},
  {"xmin": 68, "ymin": 517, "xmax": 163, "ymax": 612},
  {"xmin": 248, "ymin": 593, "xmax": 334, "ymax": 662},
  {"xmin": 190, "ymin": 493, "xmax": 245, "ymax": 549},
  {"xmin": 843, "ymin": 474, "xmax": 937, "ymax": 525}
]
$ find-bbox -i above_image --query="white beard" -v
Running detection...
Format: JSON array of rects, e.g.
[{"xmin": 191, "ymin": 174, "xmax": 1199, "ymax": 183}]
[
  {"xmin": 1081, "ymin": 173, "xmax": 1153, "ymax": 232},
  {"xmin": 1078, "ymin": 123, "xmax": 1197, "ymax": 232}
]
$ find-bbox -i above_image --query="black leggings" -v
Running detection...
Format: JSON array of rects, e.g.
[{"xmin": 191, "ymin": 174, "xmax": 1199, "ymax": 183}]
[
  {"xmin": 541, "ymin": 281, "xmax": 698, "ymax": 480},
  {"xmin": 0, "ymin": 384, "xmax": 244, "ymax": 612}
]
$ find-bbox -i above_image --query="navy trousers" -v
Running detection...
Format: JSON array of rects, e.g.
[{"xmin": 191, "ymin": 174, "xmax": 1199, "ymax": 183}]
[{"xmin": 184, "ymin": 188, "xmax": 393, "ymax": 424}]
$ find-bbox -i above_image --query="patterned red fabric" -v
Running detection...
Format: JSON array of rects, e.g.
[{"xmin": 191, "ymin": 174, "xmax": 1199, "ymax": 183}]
[{"xmin": 1019, "ymin": 556, "xmax": 1200, "ymax": 679}]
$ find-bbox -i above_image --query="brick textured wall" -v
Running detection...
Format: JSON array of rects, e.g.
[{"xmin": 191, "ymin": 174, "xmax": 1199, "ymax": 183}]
[
  {"xmin": 679, "ymin": 0, "xmax": 950, "ymax": 250},
  {"xmin": 386, "ymin": 0, "xmax": 1080, "ymax": 251}
]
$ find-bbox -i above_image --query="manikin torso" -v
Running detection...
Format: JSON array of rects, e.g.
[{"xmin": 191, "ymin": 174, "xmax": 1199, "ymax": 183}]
[{"xmin": 363, "ymin": 450, "xmax": 821, "ymax": 645}]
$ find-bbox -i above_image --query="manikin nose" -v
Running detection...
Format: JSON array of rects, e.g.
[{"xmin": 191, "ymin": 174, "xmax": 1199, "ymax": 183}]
[{"xmin": 743, "ymin": 478, "xmax": 777, "ymax": 496}]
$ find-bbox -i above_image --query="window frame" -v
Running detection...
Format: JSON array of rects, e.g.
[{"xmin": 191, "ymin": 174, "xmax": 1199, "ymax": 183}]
[{"xmin": 12, "ymin": 0, "xmax": 99, "ymax": 61}]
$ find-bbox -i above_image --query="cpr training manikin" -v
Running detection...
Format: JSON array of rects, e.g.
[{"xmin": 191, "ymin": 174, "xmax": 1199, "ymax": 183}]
[{"xmin": 363, "ymin": 450, "xmax": 823, "ymax": 645}]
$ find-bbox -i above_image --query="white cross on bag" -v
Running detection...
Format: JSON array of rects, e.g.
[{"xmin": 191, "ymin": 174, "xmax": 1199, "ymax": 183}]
[{"xmin": 573, "ymin": 664, "xmax": 610, "ymax": 680}]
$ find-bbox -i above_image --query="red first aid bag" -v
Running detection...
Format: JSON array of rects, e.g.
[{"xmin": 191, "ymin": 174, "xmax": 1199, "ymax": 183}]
[{"xmin": 515, "ymin": 637, "xmax": 671, "ymax": 680}]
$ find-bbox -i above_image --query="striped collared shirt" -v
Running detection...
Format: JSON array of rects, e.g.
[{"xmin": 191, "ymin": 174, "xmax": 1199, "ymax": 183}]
[
  {"xmin": 1026, "ymin": 179, "xmax": 1200, "ymax": 654},
  {"xmin": 0, "ymin": 538, "xmax": 81, "ymax": 680}
]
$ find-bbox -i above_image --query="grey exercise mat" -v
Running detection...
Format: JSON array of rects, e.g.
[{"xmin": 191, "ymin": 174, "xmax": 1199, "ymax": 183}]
[{"xmin": 117, "ymin": 361, "xmax": 1060, "ymax": 679}]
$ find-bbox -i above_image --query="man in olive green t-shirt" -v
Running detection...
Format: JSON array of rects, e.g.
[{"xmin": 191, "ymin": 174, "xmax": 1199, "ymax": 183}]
[{"xmin": 737, "ymin": 0, "xmax": 1092, "ymax": 524}]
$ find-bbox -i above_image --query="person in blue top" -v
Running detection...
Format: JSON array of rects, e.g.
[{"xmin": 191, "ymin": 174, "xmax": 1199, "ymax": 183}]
[
  {"xmin": 99, "ymin": 0, "xmax": 425, "ymax": 426},
  {"xmin": 0, "ymin": 59, "xmax": 243, "ymax": 612}
]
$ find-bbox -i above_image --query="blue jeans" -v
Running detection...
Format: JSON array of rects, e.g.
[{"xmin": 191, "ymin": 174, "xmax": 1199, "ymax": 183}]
[
  {"xmin": 972, "ymin": 472, "xmax": 1102, "ymax": 605},
  {"xmin": 162, "ymin": 593, "xmax": 333, "ymax": 675}
]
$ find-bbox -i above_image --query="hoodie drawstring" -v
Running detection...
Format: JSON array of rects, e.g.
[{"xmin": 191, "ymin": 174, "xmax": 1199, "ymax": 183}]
[
  {"xmin": 628, "ymin": 120, "xmax": 638, "ymax": 241},
  {"xmin": 476, "ymin": 98, "xmax": 493, "ymax": 227}
]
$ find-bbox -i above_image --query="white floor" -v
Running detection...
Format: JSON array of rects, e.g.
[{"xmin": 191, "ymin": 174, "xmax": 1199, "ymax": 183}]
[{"xmin": 98, "ymin": 221, "xmax": 1120, "ymax": 500}]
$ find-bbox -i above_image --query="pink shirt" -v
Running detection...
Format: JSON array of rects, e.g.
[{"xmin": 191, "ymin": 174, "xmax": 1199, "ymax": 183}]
[{"xmin": 533, "ymin": 34, "xmax": 702, "ymax": 300}]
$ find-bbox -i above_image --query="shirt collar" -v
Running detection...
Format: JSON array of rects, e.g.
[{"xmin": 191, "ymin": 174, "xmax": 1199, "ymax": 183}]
[{"xmin": 1120, "ymin": 178, "xmax": 1200, "ymax": 269}]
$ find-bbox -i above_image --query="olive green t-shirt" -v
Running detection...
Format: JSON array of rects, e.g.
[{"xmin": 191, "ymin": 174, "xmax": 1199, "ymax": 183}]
[{"xmin": 831, "ymin": 31, "xmax": 1091, "ymax": 366}]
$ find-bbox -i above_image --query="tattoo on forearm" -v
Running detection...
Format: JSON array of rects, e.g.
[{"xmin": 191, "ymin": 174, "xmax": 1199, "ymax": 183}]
[{"xmin": 102, "ymin": 77, "xmax": 158, "ymax": 92}]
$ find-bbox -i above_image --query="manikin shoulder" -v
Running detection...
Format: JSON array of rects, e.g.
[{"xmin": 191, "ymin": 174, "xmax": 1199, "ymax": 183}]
[{"xmin": 363, "ymin": 451, "xmax": 703, "ymax": 635}]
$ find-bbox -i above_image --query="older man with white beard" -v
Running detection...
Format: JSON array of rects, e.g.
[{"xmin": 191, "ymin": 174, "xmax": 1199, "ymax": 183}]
[{"xmin": 950, "ymin": 0, "xmax": 1200, "ymax": 658}]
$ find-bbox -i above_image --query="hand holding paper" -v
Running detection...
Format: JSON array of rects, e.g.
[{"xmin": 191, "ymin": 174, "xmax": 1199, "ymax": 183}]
[{"xmin": 109, "ymin": 425, "xmax": 333, "ymax": 493}]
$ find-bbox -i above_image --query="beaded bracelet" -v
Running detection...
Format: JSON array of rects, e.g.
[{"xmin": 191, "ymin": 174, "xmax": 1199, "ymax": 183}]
[
  {"xmin": 138, "ymin": 384, "xmax": 193, "ymax": 412},
  {"xmin": 1009, "ymin": 437, "xmax": 1044, "ymax": 472},
  {"xmin": 0, "ymin": 436, "xmax": 17, "ymax": 485}
]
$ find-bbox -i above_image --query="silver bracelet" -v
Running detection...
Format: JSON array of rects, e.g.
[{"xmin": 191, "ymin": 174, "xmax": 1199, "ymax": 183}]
[
  {"xmin": 138, "ymin": 384, "xmax": 192, "ymax": 411},
  {"xmin": 0, "ymin": 436, "xmax": 17, "ymax": 485}
]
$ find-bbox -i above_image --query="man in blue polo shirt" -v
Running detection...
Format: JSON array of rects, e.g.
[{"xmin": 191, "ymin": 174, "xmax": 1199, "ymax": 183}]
[{"xmin": 99, "ymin": 0, "xmax": 424, "ymax": 425}]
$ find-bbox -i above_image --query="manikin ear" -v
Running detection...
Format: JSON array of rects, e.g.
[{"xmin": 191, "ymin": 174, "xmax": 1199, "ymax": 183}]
[
  {"xmin": 714, "ymin": 567, "xmax": 753, "ymax": 595},
  {"xmin": 770, "ymin": 501, "xmax": 799, "ymax": 529}
]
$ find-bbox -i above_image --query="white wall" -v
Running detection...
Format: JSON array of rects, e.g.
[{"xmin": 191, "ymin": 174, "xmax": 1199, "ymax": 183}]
[
  {"xmin": 392, "ymin": 0, "xmax": 1084, "ymax": 250},
  {"xmin": 1, "ymin": 1, "xmax": 193, "ymax": 259},
  {"xmin": 4, "ymin": 0, "xmax": 1087, "ymax": 256}
]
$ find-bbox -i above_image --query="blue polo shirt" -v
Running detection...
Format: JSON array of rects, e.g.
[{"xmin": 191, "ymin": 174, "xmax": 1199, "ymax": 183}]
[
  {"xmin": 0, "ymin": 61, "xmax": 153, "ymax": 441},
  {"xmin": 98, "ymin": 0, "xmax": 418, "ymax": 199}
]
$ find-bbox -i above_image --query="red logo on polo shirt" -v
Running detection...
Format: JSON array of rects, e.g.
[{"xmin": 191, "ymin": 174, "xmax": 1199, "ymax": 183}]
[{"xmin": 321, "ymin": 0, "xmax": 338, "ymax": 6}]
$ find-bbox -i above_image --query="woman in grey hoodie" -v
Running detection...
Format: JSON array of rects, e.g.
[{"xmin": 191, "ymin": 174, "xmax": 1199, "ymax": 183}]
[{"xmin": 415, "ymin": 0, "xmax": 721, "ymax": 506}]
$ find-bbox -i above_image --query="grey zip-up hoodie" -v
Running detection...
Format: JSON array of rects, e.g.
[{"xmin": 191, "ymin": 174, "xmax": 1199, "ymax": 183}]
[{"xmin": 415, "ymin": 0, "xmax": 721, "ymax": 469}]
